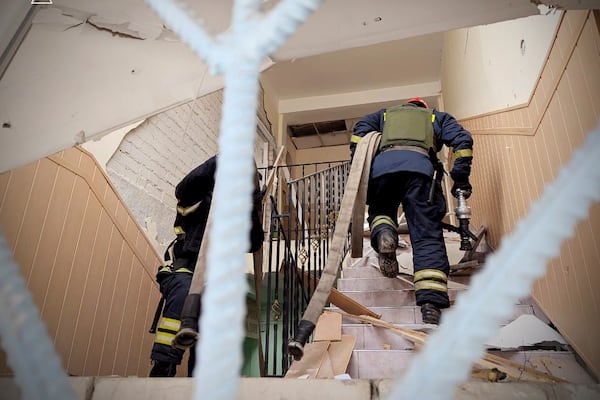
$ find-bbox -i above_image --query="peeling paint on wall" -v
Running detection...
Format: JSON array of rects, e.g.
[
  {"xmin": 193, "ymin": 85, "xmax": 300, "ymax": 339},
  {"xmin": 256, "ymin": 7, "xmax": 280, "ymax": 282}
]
[
  {"xmin": 106, "ymin": 92, "xmax": 224, "ymax": 253},
  {"xmin": 0, "ymin": 3, "xmax": 220, "ymax": 173},
  {"xmin": 81, "ymin": 119, "xmax": 144, "ymax": 171}
]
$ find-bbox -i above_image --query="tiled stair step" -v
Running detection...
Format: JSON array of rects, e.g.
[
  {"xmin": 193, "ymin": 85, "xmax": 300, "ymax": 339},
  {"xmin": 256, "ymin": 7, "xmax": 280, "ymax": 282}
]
[
  {"xmin": 342, "ymin": 323, "xmax": 419, "ymax": 350},
  {"xmin": 486, "ymin": 350, "xmax": 598, "ymax": 384},
  {"xmin": 342, "ymin": 264, "xmax": 474, "ymax": 282},
  {"xmin": 340, "ymin": 289, "xmax": 462, "ymax": 307},
  {"xmin": 338, "ymin": 284, "xmax": 532, "ymax": 308},
  {"xmin": 338, "ymin": 303, "xmax": 538, "ymax": 351},
  {"xmin": 343, "ymin": 264, "xmax": 403, "ymax": 279},
  {"xmin": 342, "ymin": 264, "xmax": 474, "ymax": 284},
  {"xmin": 337, "ymin": 276, "xmax": 469, "ymax": 291},
  {"xmin": 327, "ymin": 303, "xmax": 536, "ymax": 325},
  {"xmin": 337, "ymin": 277, "xmax": 416, "ymax": 291},
  {"xmin": 347, "ymin": 349, "xmax": 596, "ymax": 382},
  {"xmin": 327, "ymin": 305, "xmax": 422, "ymax": 324},
  {"xmin": 347, "ymin": 349, "xmax": 413, "ymax": 379}
]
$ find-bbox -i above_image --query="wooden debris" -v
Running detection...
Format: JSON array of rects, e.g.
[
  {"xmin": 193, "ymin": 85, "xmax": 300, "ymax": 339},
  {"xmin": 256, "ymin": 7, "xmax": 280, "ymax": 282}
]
[
  {"xmin": 449, "ymin": 260, "xmax": 480, "ymax": 275},
  {"xmin": 284, "ymin": 341, "xmax": 330, "ymax": 379},
  {"xmin": 471, "ymin": 368, "xmax": 507, "ymax": 382},
  {"xmin": 396, "ymin": 274, "xmax": 415, "ymax": 287},
  {"xmin": 328, "ymin": 335, "xmax": 356, "ymax": 376},
  {"xmin": 300, "ymin": 269, "xmax": 381, "ymax": 319},
  {"xmin": 483, "ymin": 353, "xmax": 567, "ymax": 383},
  {"xmin": 333, "ymin": 311, "xmax": 567, "ymax": 384},
  {"xmin": 286, "ymin": 308, "xmax": 356, "ymax": 379},
  {"xmin": 313, "ymin": 311, "xmax": 342, "ymax": 342},
  {"xmin": 316, "ymin": 351, "xmax": 335, "ymax": 379}
]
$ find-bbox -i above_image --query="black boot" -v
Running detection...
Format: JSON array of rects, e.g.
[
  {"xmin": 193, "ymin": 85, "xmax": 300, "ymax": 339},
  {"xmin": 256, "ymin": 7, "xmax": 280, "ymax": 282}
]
[
  {"xmin": 421, "ymin": 303, "xmax": 442, "ymax": 325},
  {"xmin": 377, "ymin": 229, "xmax": 399, "ymax": 278},
  {"xmin": 149, "ymin": 360, "xmax": 177, "ymax": 377}
]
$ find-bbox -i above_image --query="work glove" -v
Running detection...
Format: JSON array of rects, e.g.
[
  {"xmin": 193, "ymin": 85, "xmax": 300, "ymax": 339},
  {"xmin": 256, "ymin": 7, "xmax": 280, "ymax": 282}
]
[{"xmin": 451, "ymin": 179, "xmax": 472, "ymax": 199}]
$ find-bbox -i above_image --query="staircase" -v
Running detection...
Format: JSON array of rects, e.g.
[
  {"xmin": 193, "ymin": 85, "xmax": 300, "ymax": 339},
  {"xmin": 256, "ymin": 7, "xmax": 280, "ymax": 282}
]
[
  {"xmin": 1, "ymin": 214, "xmax": 598, "ymax": 400},
  {"xmin": 332, "ymin": 232, "xmax": 597, "ymax": 384}
]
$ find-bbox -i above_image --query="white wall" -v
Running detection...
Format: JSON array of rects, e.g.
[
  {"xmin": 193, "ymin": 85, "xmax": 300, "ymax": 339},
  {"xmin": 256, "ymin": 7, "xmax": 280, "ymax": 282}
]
[{"xmin": 441, "ymin": 8, "xmax": 561, "ymax": 119}]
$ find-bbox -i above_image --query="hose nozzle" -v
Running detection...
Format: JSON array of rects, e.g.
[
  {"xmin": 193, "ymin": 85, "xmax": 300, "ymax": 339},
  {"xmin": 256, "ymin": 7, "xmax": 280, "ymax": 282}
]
[
  {"xmin": 173, "ymin": 293, "xmax": 201, "ymax": 349},
  {"xmin": 287, "ymin": 319, "xmax": 315, "ymax": 361},
  {"xmin": 173, "ymin": 328, "xmax": 199, "ymax": 349},
  {"xmin": 455, "ymin": 190, "xmax": 473, "ymax": 251}
]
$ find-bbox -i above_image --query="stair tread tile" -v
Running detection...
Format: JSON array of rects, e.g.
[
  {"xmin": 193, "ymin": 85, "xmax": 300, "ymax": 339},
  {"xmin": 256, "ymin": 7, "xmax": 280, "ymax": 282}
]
[{"xmin": 347, "ymin": 349, "xmax": 595, "ymax": 382}]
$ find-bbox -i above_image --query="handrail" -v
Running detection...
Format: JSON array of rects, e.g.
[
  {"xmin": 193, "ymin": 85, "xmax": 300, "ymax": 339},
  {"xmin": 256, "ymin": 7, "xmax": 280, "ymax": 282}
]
[{"xmin": 262, "ymin": 159, "xmax": 351, "ymax": 375}]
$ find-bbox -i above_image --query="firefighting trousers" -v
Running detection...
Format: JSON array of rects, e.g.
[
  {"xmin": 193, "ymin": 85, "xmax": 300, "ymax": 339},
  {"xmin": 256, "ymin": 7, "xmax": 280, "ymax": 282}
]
[
  {"xmin": 151, "ymin": 271, "xmax": 195, "ymax": 367},
  {"xmin": 367, "ymin": 171, "xmax": 450, "ymax": 308}
]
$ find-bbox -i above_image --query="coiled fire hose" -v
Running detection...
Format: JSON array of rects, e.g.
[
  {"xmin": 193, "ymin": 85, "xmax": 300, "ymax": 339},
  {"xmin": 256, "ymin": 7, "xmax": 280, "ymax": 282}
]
[{"xmin": 288, "ymin": 132, "xmax": 381, "ymax": 359}]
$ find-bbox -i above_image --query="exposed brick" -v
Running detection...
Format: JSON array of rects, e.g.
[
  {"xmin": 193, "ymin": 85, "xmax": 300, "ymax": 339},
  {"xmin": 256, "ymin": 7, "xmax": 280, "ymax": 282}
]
[{"xmin": 106, "ymin": 89, "xmax": 272, "ymax": 256}]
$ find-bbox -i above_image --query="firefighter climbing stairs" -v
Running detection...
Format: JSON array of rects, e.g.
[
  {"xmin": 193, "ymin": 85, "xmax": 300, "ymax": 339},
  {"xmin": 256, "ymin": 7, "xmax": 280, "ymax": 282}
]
[
  {"xmin": 285, "ymin": 231, "xmax": 596, "ymax": 384},
  {"xmin": 282, "ymin": 131, "xmax": 595, "ymax": 384}
]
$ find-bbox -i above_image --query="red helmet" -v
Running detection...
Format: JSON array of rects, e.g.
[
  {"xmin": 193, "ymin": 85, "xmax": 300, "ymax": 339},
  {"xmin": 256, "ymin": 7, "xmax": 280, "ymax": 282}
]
[{"xmin": 406, "ymin": 97, "xmax": 429, "ymax": 108}]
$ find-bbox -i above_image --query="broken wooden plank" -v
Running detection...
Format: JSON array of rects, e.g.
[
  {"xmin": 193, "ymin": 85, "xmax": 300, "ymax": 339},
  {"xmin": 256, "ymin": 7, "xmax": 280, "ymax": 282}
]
[
  {"xmin": 328, "ymin": 334, "xmax": 357, "ymax": 376},
  {"xmin": 334, "ymin": 311, "xmax": 566, "ymax": 383},
  {"xmin": 300, "ymin": 269, "xmax": 381, "ymax": 319},
  {"xmin": 316, "ymin": 351, "xmax": 335, "ymax": 379},
  {"xmin": 339, "ymin": 312, "xmax": 427, "ymax": 343},
  {"xmin": 329, "ymin": 287, "xmax": 381, "ymax": 319},
  {"xmin": 313, "ymin": 311, "xmax": 342, "ymax": 342},
  {"xmin": 284, "ymin": 341, "xmax": 330, "ymax": 379},
  {"xmin": 396, "ymin": 274, "xmax": 414, "ymax": 287}
]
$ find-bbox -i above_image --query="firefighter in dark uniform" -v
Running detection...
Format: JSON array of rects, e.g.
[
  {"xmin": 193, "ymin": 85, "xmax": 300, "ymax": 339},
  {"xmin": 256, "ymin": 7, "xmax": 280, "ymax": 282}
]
[
  {"xmin": 351, "ymin": 97, "xmax": 473, "ymax": 325},
  {"xmin": 149, "ymin": 155, "xmax": 264, "ymax": 376}
]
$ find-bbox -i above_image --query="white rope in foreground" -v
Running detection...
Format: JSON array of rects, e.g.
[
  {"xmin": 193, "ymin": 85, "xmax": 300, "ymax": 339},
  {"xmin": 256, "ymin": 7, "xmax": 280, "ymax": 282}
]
[
  {"xmin": 144, "ymin": 1, "xmax": 322, "ymax": 399},
  {"xmin": 390, "ymin": 123, "xmax": 600, "ymax": 400}
]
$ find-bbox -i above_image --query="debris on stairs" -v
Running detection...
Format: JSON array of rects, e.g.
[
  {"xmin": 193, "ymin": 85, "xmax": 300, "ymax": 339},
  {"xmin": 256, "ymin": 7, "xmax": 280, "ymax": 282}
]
[
  {"xmin": 285, "ymin": 311, "xmax": 356, "ymax": 379},
  {"xmin": 336, "ymin": 311, "xmax": 566, "ymax": 384},
  {"xmin": 299, "ymin": 269, "xmax": 380, "ymax": 319},
  {"xmin": 334, "ymin": 231, "xmax": 596, "ymax": 384}
]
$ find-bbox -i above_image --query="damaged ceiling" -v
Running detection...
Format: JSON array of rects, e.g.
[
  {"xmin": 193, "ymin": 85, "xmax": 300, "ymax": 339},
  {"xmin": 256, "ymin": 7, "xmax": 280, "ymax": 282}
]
[
  {"xmin": 0, "ymin": 0, "xmax": 596, "ymax": 170},
  {"xmin": 288, "ymin": 119, "xmax": 354, "ymax": 150}
]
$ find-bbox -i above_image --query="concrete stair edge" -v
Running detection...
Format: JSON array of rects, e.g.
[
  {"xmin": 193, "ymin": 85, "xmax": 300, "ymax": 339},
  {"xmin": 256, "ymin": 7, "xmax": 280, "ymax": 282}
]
[{"xmin": 1, "ymin": 377, "xmax": 598, "ymax": 400}]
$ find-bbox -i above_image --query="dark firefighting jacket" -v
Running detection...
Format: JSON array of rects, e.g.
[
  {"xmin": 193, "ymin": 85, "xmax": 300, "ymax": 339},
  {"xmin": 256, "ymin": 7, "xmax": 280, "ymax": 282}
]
[
  {"xmin": 350, "ymin": 104, "xmax": 473, "ymax": 182},
  {"xmin": 171, "ymin": 155, "xmax": 264, "ymax": 268}
]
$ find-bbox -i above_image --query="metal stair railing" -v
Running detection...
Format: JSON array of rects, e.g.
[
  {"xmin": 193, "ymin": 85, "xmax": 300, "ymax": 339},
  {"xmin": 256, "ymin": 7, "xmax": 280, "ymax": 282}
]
[{"xmin": 261, "ymin": 160, "xmax": 350, "ymax": 376}]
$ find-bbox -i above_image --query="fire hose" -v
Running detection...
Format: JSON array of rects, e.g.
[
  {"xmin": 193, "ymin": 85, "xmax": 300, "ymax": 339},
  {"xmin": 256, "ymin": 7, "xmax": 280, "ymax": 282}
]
[{"xmin": 287, "ymin": 131, "xmax": 381, "ymax": 360}]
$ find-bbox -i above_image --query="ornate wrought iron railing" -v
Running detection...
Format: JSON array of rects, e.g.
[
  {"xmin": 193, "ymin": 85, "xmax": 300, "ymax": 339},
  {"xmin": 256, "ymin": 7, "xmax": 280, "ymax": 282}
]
[{"xmin": 261, "ymin": 160, "xmax": 351, "ymax": 376}]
